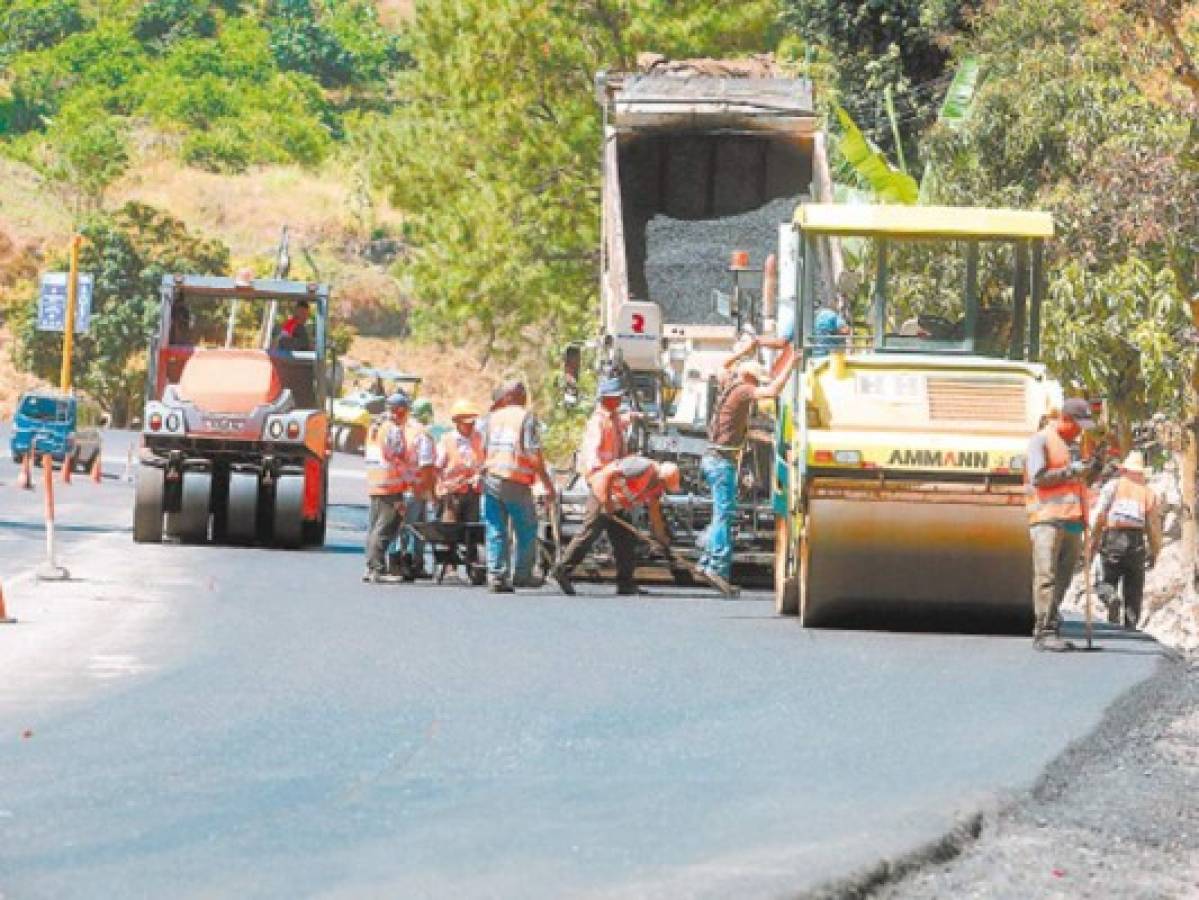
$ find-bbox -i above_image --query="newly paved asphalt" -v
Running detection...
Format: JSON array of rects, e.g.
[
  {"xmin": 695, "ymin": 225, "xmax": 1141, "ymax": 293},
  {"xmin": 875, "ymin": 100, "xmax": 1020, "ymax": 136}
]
[{"xmin": 0, "ymin": 428, "xmax": 1167, "ymax": 898}]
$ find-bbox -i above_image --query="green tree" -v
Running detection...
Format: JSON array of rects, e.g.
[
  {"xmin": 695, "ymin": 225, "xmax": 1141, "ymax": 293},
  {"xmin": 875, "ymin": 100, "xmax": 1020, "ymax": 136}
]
[
  {"xmin": 133, "ymin": 0, "xmax": 218, "ymax": 52},
  {"xmin": 41, "ymin": 105, "xmax": 131, "ymax": 211},
  {"xmin": 12, "ymin": 204, "xmax": 229, "ymax": 424},
  {"xmin": 1, "ymin": 0, "xmax": 87, "ymax": 56},
  {"xmin": 780, "ymin": 0, "xmax": 977, "ymax": 168}
]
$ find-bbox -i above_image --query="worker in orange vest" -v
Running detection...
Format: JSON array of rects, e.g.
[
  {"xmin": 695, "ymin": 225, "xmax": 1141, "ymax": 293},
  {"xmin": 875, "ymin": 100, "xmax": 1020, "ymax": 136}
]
[
  {"xmin": 477, "ymin": 380, "xmax": 555, "ymax": 592},
  {"xmin": 1089, "ymin": 451, "xmax": 1161, "ymax": 630},
  {"xmin": 363, "ymin": 391, "xmax": 436, "ymax": 583},
  {"xmin": 577, "ymin": 376, "xmax": 634, "ymax": 479},
  {"xmin": 437, "ymin": 398, "xmax": 485, "ymax": 522},
  {"xmin": 551, "ymin": 455, "xmax": 681, "ymax": 596},
  {"xmin": 1024, "ymin": 398, "xmax": 1095, "ymax": 650}
]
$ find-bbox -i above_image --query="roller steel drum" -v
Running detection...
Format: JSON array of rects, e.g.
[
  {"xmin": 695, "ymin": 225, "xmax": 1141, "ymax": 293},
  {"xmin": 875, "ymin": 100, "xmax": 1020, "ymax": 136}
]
[{"xmin": 803, "ymin": 481, "xmax": 1033, "ymax": 628}]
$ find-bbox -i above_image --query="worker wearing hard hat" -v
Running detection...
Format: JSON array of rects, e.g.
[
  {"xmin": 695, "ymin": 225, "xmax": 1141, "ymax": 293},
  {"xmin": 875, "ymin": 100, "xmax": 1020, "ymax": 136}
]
[
  {"xmin": 363, "ymin": 391, "xmax": 436, "ymax": 583},
  {"xmin": 1025, "ymin": 398, "xmax": 1095, "ymax": 650},
  {"xmin": 478, "ymin": 380, "xmax": 556, "ymax": 592},
  {"xmin": 552, "ymin": 456, "xmax": 681, "ymax": 596},
  {"xmin": 577, "ymin": 376, "xmax": 633, "ymax": 480},
  {"xmin": 699, "ymin": 335, "xmax": 798, "ymax": 583},
  {"xmin": 437, "ymin": 399, "xmax": 485, "ymax": 524},
  {"xmin": 1089, "ymin": 450, "xmax": 1161, "ymax": 630}
]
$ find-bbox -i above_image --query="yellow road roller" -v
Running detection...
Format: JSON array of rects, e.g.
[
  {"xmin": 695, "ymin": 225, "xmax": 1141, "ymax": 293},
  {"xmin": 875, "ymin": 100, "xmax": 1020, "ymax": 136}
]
[{"xmin": 773, "ymin": 204, "xmax": 1063, "ymax": 626}]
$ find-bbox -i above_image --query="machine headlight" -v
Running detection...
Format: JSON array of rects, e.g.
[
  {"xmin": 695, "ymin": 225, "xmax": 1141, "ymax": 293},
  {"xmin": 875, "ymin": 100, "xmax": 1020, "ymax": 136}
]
[{"xmin": 267, "ymin": 419, "xmax": 285, "ymax": 440}]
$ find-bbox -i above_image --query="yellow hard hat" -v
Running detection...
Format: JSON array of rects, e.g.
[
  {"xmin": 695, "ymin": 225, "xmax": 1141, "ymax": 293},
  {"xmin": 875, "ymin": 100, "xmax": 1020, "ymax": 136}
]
[{"xmin": 451, "ymin": 398, "xmax": 480, "ymax": 420}]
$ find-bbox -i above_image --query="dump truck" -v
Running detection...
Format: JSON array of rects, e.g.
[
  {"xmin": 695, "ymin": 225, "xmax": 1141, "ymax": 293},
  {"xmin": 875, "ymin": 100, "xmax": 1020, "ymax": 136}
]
[
  {"xmin": 558, "ymin": 56, "xmax": 839, "ymax": 583},
  {"xmin": 133, "ymin": 275, "xmax": 331, "ymax": 548},
  {"xmin": 773, "ymin": 204, "xmax": 1064, "ymax": 626}
]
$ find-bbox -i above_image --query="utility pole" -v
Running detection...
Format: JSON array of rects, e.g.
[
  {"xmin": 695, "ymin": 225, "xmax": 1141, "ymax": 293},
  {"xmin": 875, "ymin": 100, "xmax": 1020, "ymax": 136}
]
[{"xmin": 60, "ymin": 234, "xmax": 82, "ymax": 392}]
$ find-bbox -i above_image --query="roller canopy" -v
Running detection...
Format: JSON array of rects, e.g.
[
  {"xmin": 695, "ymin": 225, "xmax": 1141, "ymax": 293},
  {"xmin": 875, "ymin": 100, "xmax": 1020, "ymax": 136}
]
[{"xmin": 793, "ymin": 204, "xmax": 1054, "ymax": 240}]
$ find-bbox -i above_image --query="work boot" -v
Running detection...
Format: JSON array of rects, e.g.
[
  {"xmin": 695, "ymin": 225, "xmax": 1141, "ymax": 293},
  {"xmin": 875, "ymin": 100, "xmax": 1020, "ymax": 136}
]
[
  {"xmin": 1033, "ymin": 616, "xmax": 1070, "ymax": 651},
  {"xmin": 488, "ymin": 578, "xmax": 514, "ymax": 594},
  {"xmin": 550, "ymin": 564, "xmax": 576, "ymax": 596},
  {"xmin": 616, "ymin": 582, "xmax": 643, "ymax": 596},
  {"xmin": 512, "ymin": 574, "xmax": 545, "ymax": 589}
]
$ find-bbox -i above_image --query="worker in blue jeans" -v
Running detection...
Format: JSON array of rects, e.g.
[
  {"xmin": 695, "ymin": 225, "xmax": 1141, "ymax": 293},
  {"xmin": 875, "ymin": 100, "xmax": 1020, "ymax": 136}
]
[
  {"xmin": 477, "ymin": 381, "xmax": 556, "ymax": 592},
  {"xmin": 699, "ymin": 336, "xmax": 798, "ymax": 581}
]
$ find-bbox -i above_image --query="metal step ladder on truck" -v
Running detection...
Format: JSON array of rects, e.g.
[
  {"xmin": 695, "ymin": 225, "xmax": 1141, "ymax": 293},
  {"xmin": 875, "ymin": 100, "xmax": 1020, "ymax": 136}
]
[
  {"xmin": 773, "ymin": 204, "xmax": 1064, "ymax": 627},
  {"xmin": 556, "ymin": 57, "xmax": 841, "ymax": 585},
  {"xmin": 133, "ymin": 274, "xmax": 332, "ymax": 548}
]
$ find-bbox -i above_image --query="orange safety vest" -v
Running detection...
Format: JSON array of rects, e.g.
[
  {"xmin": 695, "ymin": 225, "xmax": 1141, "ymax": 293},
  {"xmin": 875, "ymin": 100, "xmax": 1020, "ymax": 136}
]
[
  {"xmin": 577, "ymin": 409, "xmax": 626, "ymax": 477},
  {"xmin": 1105, "ymin": 477, "xmax": 1156, "ymax": 530},
  {"xmin": 438, "ymin": 429, "xmax": 484, "ymax": 495},
  {"xmin": 365, "ymin": 419, "xmax": 425, "ymax": 497},
  {"xmin": 1026, "ymin": 426, "xmax": 1087, "ymax": 525},
  {"xmin": 483, "ymin": 405, "xmax": 539, "ymax": 486},
  {"xmin": 606, "ymin": 464, "xmax": 665, "ymax": 511}
]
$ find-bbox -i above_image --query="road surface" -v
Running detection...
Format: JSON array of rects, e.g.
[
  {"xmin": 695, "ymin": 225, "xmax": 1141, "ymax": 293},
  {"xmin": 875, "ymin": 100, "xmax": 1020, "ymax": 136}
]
[{"xmin": 0, "ymin": 428, "xmax": 1168, "ymax": 898}]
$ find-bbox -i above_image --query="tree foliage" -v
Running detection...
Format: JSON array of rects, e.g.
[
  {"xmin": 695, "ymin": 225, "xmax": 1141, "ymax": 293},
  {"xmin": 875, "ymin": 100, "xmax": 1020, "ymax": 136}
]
[
  {"xmin": 11, "ymin": 204, "xmax": 229, "ymax": 424},
  {"xmin": 0, "ymin": 0, "xmax": 87, "ymax": 57},
  {"xmin": 781, "ymin": 0, "xmax": 978, "ymax": 166}
]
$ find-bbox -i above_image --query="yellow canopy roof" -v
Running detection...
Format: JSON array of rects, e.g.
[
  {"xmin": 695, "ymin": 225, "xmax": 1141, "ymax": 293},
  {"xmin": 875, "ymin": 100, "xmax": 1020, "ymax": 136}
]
[{"xmin": 793, "ymin": 204, "xmax": 1054, "ymax": 240}]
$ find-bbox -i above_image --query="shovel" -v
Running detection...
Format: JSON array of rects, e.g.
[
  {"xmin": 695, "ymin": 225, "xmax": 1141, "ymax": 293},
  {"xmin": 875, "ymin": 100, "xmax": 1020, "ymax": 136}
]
[{"xmin": 608, "ymin": 515, "xmax": 739, "ymax": 599}]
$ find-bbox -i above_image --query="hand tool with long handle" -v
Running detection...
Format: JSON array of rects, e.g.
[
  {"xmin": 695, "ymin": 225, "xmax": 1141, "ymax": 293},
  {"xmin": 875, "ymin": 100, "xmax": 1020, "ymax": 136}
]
[{"xmin": 608, "ymin": 514, "xmax": 739, "ymax": 598}]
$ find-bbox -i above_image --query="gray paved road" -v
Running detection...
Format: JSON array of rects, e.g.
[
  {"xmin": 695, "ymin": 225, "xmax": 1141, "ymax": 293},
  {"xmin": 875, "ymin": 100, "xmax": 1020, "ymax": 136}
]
[{"xmin": 0, "ymin": 428, "xmax": 1167, "ymax": 898}]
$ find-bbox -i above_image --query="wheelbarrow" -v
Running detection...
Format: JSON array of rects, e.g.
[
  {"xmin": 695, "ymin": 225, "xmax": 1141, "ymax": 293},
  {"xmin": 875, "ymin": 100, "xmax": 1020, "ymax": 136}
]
[{"xmin": 401, "ymin": 521, "xmax": 488, "ymax": 586}]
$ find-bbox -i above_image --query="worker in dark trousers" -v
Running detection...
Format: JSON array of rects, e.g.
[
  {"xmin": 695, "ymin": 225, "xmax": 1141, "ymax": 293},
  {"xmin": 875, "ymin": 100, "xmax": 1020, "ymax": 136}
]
[
  {"xmin": 551, "ymin": 455, "xmax": 681, "ymax": 596},
  {"xmin": 1089, "ymin": 451, "xmax": 1161, "ymax": 630}
]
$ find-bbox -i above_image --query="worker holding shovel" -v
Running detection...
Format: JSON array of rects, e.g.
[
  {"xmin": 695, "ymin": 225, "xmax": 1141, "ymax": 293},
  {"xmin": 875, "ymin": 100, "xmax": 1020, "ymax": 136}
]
[{"xmin": 550, "ymin": 456, "xmax": 680, "ymax": 597}]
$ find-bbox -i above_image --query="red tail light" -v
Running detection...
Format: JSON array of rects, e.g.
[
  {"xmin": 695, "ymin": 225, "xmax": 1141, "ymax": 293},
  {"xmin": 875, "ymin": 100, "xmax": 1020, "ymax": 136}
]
[{"xmin": 149, "ymin": 413, "xmax": 163, "ymax": 431}]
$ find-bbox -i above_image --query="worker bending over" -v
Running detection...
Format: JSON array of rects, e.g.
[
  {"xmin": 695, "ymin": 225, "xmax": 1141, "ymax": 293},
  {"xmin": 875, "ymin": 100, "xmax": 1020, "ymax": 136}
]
[
  {"xmin": 1089, "ymin": 451, "xmax": 1161, "ymax": 630},
  {"xmin": 363, "ymin": 391, "xmax": 436, "ymax": 583},
  {"xmin": 552, "ymin": 455, "xmax": 681, "ymax": 596},
  {"xmin": 699, "ymin": 334, "xmax": 798, "ymax": 582},
  {"xmin": 478, "ymin": 381, "xmax": 556, "ymax": 592},
  {"xmin": 1025, "ymin": 398, "xmax": 1094, "ymax": 650}
]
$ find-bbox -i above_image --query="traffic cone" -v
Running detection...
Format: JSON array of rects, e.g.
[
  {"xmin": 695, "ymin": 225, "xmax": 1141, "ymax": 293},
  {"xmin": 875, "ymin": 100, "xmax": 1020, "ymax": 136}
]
[
  {"xmin": 0, "ymin": 582, "xmax": 15, "ymax": 625},
  {"xmin": 90, "ymin": 453, "xmax": 102, "ymax": 484},
  {"xmin": 16, "ymin": 453, "xmax": 31, "ymax": 490}
]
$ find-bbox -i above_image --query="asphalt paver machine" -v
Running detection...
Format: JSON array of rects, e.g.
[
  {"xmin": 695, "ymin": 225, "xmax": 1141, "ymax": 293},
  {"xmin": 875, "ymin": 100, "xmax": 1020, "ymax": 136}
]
[
  {"xmin": 133, "ymin": 274, "xmax": 331, "ymax": 548},
  {"xmin": 774, "ymin": 204, "xmax": 1064, "ymax": 626}
]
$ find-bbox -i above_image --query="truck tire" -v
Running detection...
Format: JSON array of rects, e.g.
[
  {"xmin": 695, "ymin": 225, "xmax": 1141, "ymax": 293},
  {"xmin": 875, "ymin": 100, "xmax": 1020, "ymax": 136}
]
[
  {"xmin": 133, "ymin": 465, "xmax": 165, "ymax": 543},
  {"xmin": 774, "ymin": 518, "xmax": 799, "ymax": 616},
  {"xmin": 178, "ymin": 470, "xmax": 212, "ymax": 544},
  {"xmin": 227, "ymin": 471, "xmax": 260, "ymax": 544},
  {"xmin": 273, "ymin": 474, "xmax": 304, "ymax": 548}
]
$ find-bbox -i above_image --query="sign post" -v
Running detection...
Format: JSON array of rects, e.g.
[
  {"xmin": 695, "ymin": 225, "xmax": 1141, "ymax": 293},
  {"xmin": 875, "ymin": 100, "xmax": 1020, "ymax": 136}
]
[{"xmin": 61, "ymin": 235, "xmax": 82, "ymax": 392}]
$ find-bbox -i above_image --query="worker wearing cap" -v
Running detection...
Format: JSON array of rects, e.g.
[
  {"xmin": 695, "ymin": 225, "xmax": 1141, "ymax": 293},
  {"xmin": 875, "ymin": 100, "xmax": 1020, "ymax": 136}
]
[
  {"xmin": 552, "ymin": 457, "xmax": 681, "ymax": 596},
  {"xmin": 577, "ymin": 376, "xmax": 633, "ymax": 480},
  {"xmin": 699, "ymin": 336, "xmax": 798, "ymax": 582},
  {"xmin": 363, "ymin": 391, "xmax": 437, "ymax": 583},
  {"xmin": 477, "ymin": 380, "xmax": 556, "ymax": 592},
  {"xmin": 437, "ymin": 399, "xmax": 485, "ymax": 523},
  {"xmin": 810, "ymin": 307, "xmax": 850, "ymax": 357},
  {"xmin": 1089, "ymin": 451, "xmax": 1161, "ymax": 630},
  {"xmin": 1025, "ymin": 398, "xmax": 1096, "ymax": 649}
]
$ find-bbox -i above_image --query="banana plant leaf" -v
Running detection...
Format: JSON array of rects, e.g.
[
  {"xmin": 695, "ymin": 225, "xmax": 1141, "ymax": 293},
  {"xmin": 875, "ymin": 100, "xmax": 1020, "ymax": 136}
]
[
  {"xmin": 938, "ymin": 56, "xmax": 981, "ymax": 130},
  {"xmin": 834, "ymin": 105, "xmax": 918, "ymax": 205}
]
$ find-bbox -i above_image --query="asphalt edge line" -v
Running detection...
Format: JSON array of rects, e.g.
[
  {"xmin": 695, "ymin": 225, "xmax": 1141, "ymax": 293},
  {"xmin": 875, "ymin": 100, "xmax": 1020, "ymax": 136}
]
[{"xmin": 798, "ymin": 656, "xmax": 1187, "ymax": 899}]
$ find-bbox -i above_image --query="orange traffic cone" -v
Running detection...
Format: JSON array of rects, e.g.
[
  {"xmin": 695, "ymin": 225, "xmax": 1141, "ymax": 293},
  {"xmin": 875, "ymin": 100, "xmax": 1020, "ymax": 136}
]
[
  {"xmin": 16, "ymin": 453, "xmax": 32, "ymax": 490},
  {"xmin": 0, "ymin": 582, "xmax": 15, "ymax": 625},
  {"xmin": 90, "ymin": 453, "xmax": 102, "ymax": 484}
]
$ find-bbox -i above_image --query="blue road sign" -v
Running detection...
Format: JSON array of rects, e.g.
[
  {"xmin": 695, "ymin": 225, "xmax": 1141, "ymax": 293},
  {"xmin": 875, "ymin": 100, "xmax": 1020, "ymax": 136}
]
[{"xmin": 37, "ymin": 272, "xmax": 93, "ymax": 333}]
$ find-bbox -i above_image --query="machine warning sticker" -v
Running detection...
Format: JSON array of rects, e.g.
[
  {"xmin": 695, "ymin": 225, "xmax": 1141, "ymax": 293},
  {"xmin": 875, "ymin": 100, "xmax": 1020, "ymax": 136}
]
[{"xmin": 887, "ymin": 449, "xmax": 990, "ymax": 469}]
